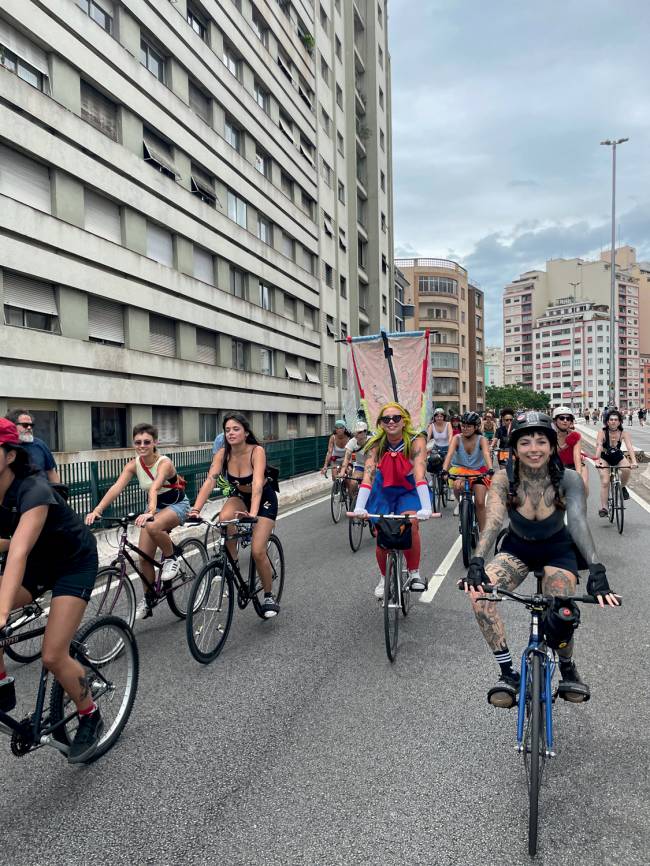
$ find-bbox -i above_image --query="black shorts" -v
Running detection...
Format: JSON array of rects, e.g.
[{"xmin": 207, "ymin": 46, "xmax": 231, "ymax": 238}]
[
  {"xmin": 600, "ymin": 451, "xmax": 625, "ymax": 466},
  {"xmin": 499, "ymin": 528, "xmax": 580, "ymax": 578},
  {"xmin": 228, "ymin": 485, "xmax": 278, "ymax": 521},
  {"xmin": 22, "ymin": 552, "xmax": 99, "ymax": 602}
]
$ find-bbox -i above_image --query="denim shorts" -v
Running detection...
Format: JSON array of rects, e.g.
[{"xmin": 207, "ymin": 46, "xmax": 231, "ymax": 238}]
[{"xmin": 157, "ymin": 496, "xmax": 190, "ymax": 525}]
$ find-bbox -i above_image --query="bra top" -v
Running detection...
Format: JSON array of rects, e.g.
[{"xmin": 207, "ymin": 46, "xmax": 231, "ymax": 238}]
[
  {"xmin": 509, "ymin": 508, "xmax": 565, "ymax": 541},
  {"xmin": 603, "ymin": 428, "xmax": 623, "ymax": 454},
  {"xmin": 225, "ymin": 448, "xmax": 255, "ymax": 486},
  {"xmin": 431, "ymin": 424, "xmax": 449, "ymax": 446}
]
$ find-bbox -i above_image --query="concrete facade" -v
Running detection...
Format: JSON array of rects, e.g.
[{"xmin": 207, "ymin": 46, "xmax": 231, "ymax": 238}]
[
  {"xmin": 484, "ymin": 346, "xmax": 503, "ymax": 388},
  {"xmin": 0, "ymin": 0, "xmax": 393, "ymax": 455}
]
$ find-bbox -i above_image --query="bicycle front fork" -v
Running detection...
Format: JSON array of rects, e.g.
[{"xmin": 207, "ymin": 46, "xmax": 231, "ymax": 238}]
[{"xmin": 517, "ymin": 648, "xmax": 556, "ymax": 758}]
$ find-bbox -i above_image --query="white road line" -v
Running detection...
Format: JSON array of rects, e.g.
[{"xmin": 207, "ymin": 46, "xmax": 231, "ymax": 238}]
[
  {"xmin": 278, "ymin": 494, "xmax": 330, "ymax": 520},
  {"xmin": 420, "ymin": 535, "xmax": 462, "ymax": 604},
  {"xmin": 628, "ymin": 488, "xmax": 650, "ymax": 514}
]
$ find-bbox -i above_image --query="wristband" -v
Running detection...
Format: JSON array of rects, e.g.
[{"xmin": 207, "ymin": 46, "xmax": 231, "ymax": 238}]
[
  {"xmin": 354, "ymin": 483, "xmax": 371, "ymax": 512},
  {"xmin": 416, "ymin": 481, "xmax": 430, "ymax": 512}
]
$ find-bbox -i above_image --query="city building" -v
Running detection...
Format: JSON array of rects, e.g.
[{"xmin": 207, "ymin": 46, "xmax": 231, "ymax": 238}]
[
  {"xmin": 503, "ymin": 246, "xmax": 642, "ymax": 409},
  {"xmin": 394, "ymin": 257, "xmax": 484, "ymax": 413},
  {"xmin": 484, "ymin": 346, "xmax": 504, "ymax": 388},
  {"xmin": 0, "ymin": 0, "xmax": 393, "ymax": 454},
  {"xmin": 640, "ymin": 355, "xmax": 650, "ymax": 409},
  {"xmin": 532, "ymin": 298, "xmax": 609, "ymax": 411},
  {"xmin": 393, "ymin": 264, "xmax": 412, "ymax": 332}
]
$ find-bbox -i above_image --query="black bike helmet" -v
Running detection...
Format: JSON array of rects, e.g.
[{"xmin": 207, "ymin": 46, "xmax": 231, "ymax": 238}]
[
  {"xmin": 509, "ymin": 411, "xmax": 557, "ymax": 448},
  {"xmin": 460, "ymin": 411, "xmax": 481, "ymax": 427}
]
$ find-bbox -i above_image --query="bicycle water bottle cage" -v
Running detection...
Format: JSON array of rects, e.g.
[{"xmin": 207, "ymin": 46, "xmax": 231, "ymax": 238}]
[{"xmin": 543, "ymin": 599, "xmax": 581, "ymax": 650}]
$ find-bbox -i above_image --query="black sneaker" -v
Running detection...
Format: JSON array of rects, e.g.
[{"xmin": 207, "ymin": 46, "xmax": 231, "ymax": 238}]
[
  {"xmin": 487, "ymin": 670, "xmax": 521, "ymax": 708},
  {"xmin": 261, "ymin": 594, "xmax": 280, "ymax": 619},
  {"xmin": 558, "ymin": 661, "xmax": 590, "ymax": 703},
  {"xmin": 68, "ymin": 709, "xmax": 104, "ymax": 763},
  {"xmin": 621, "ymin": 486, "xmax": 630, "ymax": 501},
  {"xmin": 598, "ymin": 508, "xmax": 608, "ymax": 518}
]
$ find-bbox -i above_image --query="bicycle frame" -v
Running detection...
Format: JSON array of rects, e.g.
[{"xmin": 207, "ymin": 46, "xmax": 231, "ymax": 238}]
[{"xmin": 516, "ymin": 603, "xmax": 556, "ymax": 757}]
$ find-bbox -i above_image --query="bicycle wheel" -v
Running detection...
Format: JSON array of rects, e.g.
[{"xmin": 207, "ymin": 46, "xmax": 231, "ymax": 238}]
[
  {"xmin": 348, "ymin": 515, "xmax": 365, "ymax": 552},
  {"xmin": 251, "ymin": 534, "xmax": 285, "ymax": 618},
  {"xmin": 86, "ymin": 567, "xmax": 136, "ymax": 629},
  {"xmin": 400, "ymin": 555, "xmax": 411, "ymax": 616},
  {"xmin": 607, "ymin": 479, "xmax": 615, "ymax": 523},
  {"xmin": 383, "ymin": 552, "xmax": 400, "ymax": 662},
  {"xmin": 460, "ymin": 500, "xmax": 473, "ymax": 568},
  {"xmin": 330, "ymin": 480, "xmax": 344, "ymax": 524},
  {"xmin": 5, "ymin": 599, "xmax": 49, "ymax": 664},
  {"xmin": 614, "ymin": 482, "xmax": 624, "ymax": 534},
  {"xmin": 166, "ymin": 538, "xmax": 208, "ymax": 619},
  {"xmin": 523, "ymin": 653, "xmax": 545, "ymax": 856},
  {"xmin": 186, "ymin": 560, "xmax": 235, "ymax": 664},
  {"xmin": 49, "ymin": 616, "xmax": 139, "ymax": 763},
  {"xmin": 440, "ymin": 474, "xmax": 449, "ymax": 508},
  {"xmin": 429, "ymin": 477, "xmax": 439, "ymax": 514}
]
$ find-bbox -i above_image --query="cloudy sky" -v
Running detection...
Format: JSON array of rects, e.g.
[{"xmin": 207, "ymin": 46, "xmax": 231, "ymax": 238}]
[{"xmin": 388, "ymin": 0, "xmax": 650, "ymax": 344}]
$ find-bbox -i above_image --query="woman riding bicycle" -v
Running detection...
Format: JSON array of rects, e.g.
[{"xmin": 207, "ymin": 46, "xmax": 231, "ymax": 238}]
[
  {"xmin": 441, "ymin": 412, "xmax": 492, "ymax": 525},
  {"xmin": 594, "ymin": 409, "xmax": 638, "ymax": 517},
  {"xmin": 459, "ymin": 411, "xmax": 619, "ymax": 709},
  {"xmin": 0, "ymin": 420, "xmax": 103, "ymax": 763},
  {"xmin": 340, "ymin": 421, "xmax": 370, "ymax": 501},
  {"xmin": 352, "ymin": 403, "xmax": 431, "ymax": 598},
  {"xmin": 320, "ymin": 420, "xmax": 351, "ymax": 480},
  {"xmin": 494, "ymin": 407, "xmax": 514, "ymax": 468},
  {"xmin": 481, "ymin": 410, "xmax": 496, "ymax": 448},
  {"xmin": 85, "ymin": 424, "xmax": 190, "ymax": 617},
  {"xmin": 552, "ymin": 406, "xmax": 589, "ymax": 496},
  {"xmin": 189, "ymin": 413, "xmax": 280, "ymax": 618},
  {"xmin": 427, "ymin": 408, "xmax": 452, "ymax": 461}
]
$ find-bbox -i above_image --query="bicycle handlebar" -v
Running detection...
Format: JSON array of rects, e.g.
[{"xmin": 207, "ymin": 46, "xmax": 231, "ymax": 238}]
[
  {"xmin": 185, "ymin": 515, "xmax": 258, "ymax": 528},
  {"xmin": 476, "ymin": 585, "xmax": 622, "ymax": 608},
  {"xmin": 345, "ymin": 512, "xmax": 441, "ymax": 520}
]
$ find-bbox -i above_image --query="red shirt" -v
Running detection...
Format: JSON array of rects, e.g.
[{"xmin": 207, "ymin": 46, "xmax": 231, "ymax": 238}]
[{"xmin": 558, "ymin": 430, "xmax": 581, "ymax": 467}]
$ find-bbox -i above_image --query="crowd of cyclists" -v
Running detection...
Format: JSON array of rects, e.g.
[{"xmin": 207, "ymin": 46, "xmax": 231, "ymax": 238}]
[{"xmin": 0, "ymin": 397, "xmax": 637, "ymax": 764}]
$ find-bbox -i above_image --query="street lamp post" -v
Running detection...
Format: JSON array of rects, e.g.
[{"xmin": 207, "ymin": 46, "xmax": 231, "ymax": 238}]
[{"xmin": 600, "ymin": 137, "xmax": 629, "ymax": 409}]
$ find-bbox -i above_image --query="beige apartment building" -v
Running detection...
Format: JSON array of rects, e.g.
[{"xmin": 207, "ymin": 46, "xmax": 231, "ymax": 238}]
[
  {"xmin": 503, "ymin": 246, "xmax": 646, "ymax": 409},
  {"xmin": 0, "ymin": 0, "xmax": 393, "ymax": 454},
  {"xmin": 394, "ymin": 257, "xmax": 485, "ymax": 413}
]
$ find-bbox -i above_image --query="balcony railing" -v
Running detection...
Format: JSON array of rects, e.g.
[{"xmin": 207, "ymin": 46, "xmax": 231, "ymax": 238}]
[{"xmin": 395, "ymin": 257, "xmax": 467, "ymax": 275}]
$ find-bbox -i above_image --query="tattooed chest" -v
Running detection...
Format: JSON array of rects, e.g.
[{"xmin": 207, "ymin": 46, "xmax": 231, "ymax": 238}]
[{"xmin": 517, "ymin": 479, "xmax": 556, "ymax": 518}]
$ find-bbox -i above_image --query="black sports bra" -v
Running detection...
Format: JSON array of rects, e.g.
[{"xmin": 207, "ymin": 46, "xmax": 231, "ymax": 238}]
[
  {"xmin": 508, "ymin": 508, "xmax": 565, "ymax": 541},
  {"xmin": 225, "ymin": 449, "xmax": 255, "ymax": 487}
]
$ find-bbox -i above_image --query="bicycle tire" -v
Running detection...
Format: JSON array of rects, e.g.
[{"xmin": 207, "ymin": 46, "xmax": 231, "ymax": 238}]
[
  {"xmin": 5, "ymin": 598, "xmax": 50, "ymax": 664},
  {"xmin": 615, "ymin": 482, "xmax": 624, "ymax": 534},
  {"xmin": 460, "ymin": 500, "xmax": 473, "ymax": 568},
  {"xmin": 251, "ymin": 534, "xmax": 285, "ymax": 619},
  {"xmin": 330, "ymin": 479, "xmax": 344, "ymax": 524},
  {"xmin": 186, "ymin": 560, "xmax": 235, "ymax": 663},
  {"xmin": 608, "ymin": 479, "xmax": 615, "ymax": 523},
  {"xmin": 49, "ymin": 615, "xmax": 139, "ymax": 763},
  {"xmin": 383, "ymin": 552, "xmax": 399, "ymax": 662},
  {"xmin": 524, "ymin": 653, "xmax": 544, "ymax": 856},
  {"xmin": 429, "ymin": 476, "xmax": 439, "ymax": 514},
  {"xmin": 86, "ymin": 567, "xmax": 136, "ymax": 630},
  {"xmin": 348, "ymin": 515, "xmax": 364, "ymax": 552},
  {"xmin": 440, "ymin": 474, "xmax": 449, "ymax": 508},
  {"xmin": 400, "ymin": 555, "xmax": 411, "ymax": 616},
  {"xmin": 166, "ymin": 538, "xmax": 208, "ymax": 619}
]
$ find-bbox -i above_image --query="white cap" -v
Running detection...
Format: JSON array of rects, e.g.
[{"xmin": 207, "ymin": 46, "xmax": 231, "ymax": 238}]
[
  {"xmin": 355, "ymin": 421, "xmax": 368, "ymax": 432},
  {"xmin": 552, "ymin": 406, "xmax": 573, "ymax": 419}
]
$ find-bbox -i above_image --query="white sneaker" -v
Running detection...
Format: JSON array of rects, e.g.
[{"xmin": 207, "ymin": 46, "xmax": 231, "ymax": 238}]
[
  {"xmin": 374, "ymin": 578, "xmax": 385, "ymax": 599},
  {"xmin": 408, "ymin": 570, "xmax": 427, "ymax": 592},
  {"xmin": 135, "ymin": 598, "xmax": 152, "ymax": 620},
  {"xmin": 453, "ymin": 503, "xmax": 460, "ymax": 517},
  {"xmin": 160, "ymin": 556, "xmax": 181, "ymax": 582}
]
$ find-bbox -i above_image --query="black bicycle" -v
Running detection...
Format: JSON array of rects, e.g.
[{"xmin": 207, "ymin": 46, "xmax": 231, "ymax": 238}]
[
  {"xmin": 347, "ymin": 488, "xmax": 375, "ymax": 552},
  {"xmin": 449, "ymin": 470, "xmax": 492, "ymax": 567},
  {"xmin": 326, "ymin": 468, "xmax": 352, "ymax": 524},
  {"xmin": 91, "ymin": 514, "xmax": 208, "ymax": 630},
  {"xmin": 185, "ymin": 516, "xmax": 285, "ymax": 664},
  {"xmin": 0, "ymin": 611, "xmax": 138, "ymax": 764},
  {"xmin": 477, "ymin": 573, "xmax": 620, "ymax": 855}
]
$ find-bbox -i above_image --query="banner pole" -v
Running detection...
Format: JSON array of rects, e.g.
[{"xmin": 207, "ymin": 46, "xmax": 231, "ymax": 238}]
[{"xmin": 381, "ymin": 330, "xmax": 399, "ymax": 403}]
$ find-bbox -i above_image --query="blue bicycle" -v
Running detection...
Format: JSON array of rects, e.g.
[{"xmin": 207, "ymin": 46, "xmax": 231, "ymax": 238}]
[{"xmin": 479, "ymin": 571, "xmax": 619, "ymax": 856}]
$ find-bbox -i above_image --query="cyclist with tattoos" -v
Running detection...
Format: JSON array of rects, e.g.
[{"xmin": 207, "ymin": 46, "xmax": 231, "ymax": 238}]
[
  {"xmin": 459, "ymin": 411, "xmax": 619, "ymax": 708},
  {"xmin": 352, "ymin": 403, "xmax": 431, "ymax": 598}
]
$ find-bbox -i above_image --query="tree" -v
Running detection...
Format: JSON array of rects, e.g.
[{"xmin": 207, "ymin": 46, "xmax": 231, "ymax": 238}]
[{"xmin": 485, "ymin": 385, "xmax": 550, "ymax": 414}]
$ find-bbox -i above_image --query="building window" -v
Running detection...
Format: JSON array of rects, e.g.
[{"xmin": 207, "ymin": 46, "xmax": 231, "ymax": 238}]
[
  {"xmin": 254, "ymin": 81, "xmax": 270, "ymax": 112},
  {"xmin": 88, "ymin": 295, "xmax": 124, "ymax": 345},
  {"xmin": 225, "ymin": 118, "xmax": 242, "ymax": 152},
  {"xmin": 91, "ymin": 406, "xmax": 126, "ymax": 448},
  {"xmin": 379, "ymin": 130, "xmax": 385, "ymax": 151},
  {"xmin": 381, "ymin": 212, "xmax": 387, "ymax": 233},
  {"xmin": 324, "ymin": 263, "xmax": 334, "ymax": 287},
  {"xmin": 304, "ymin": 305, "xmax": 317, "ymax": 329},
  {"xmin": 140, "ymin": 36, "xmax": 165, "ymax": 83},
  {"xmin": 381, "ymin": 254, "xmax": 387, "ymax": 273},
  {"xmin": 143, "ymin": 128, "xmax": 177, "ymax": 179},
  {"xmin": 286, "ymin": 413, "xmax": 298, "ymax": 438},
  {"xmin": 149, "ymin": 313, "xmax": 176, "ymax": 356},
  {"xmin": 335, "ymin": 35, "xmax": 342, "ymax": 61},
  {"xmin": 259, "ymin": 282, "xmax": 272, "ymax": 310},
  {"xmin": 191, "ymin": 165, "xmax": 217, "ymax": 206},
  {"xmin": 223, "ymin": 44, "xmax": 241, "ymax": 79},
  {"xmin": 146, "ymin": 222, "xmax": 174, "ymax": 266},
  {"xmin": 326, "ymin": 315, "xmax": 336, "ymax": 337},
  {"xmin": 341, "ymin": 321, "xmax": 348, "ymax": 338},
  {"xmin": 279, "ymin": 111, "xmax": 293, "ymax": 141},
  {"xmin": 199, "ymin": 412, "xmax": 218, "ymax": 442},
  {"xmin": 77, "ymin": 0, "xmax": 113, "ymax": 32},
  {"xmin": 262, "ymin": 412, "xmax": 278, "ymax": 441},
  {"xmin": 337, "ymin": 132, "xmax": 345, "ymax": 156},
  {"xmin": 320, "ymin": 105, "xmax": 331, "ymax": 136},
  {"xmin": 232, "ymin": 339, "xmax": 246, "ymax": 370},
  {"xmin": 80, "ymin": 81, "xmax": 118, "ymax": 140},
  {"xmin": 300, "ymin": 136, "xmax": 315, "ymax": 166},
  {"xmin": 306, "ymin": 361, "xmax": 320, "ymax": 384},
  {"xmin": 193, "ymin": 246, "xmax": 214, "ymax": 284},
  {"xmin": 284, "ymin": 295, "xmax": 297, "ymax": 321},
  {"xmin": 231, "ymin": 267, "xmax": 245, "ymax": 299},
  {"xmin": 327, "ymin": 365, "xmax": 336, "ymax": 387},
  {"xmin": 418, "ymin": 276, "xmax": 458, "ymax": 295},
  {"xmin": 320, "ymin": 53, "xmax": 330, "ymax": 85},
  {"xmin": 282, "ymin": 233, "xmax": 295, "ymax": 260},
  {"xmin": 378, "ymin": 45, "xmax": 384, "ymax": 67},
  {"xmin": 187, "ymin": 4, "xmax": 208, "ymax": 41},
  {"xmin": 152, "ymin": 407, "xmax": 180, "ymax": 444},
  {"xmin": 339, "ymin": 228, "xmax": 347, "ymax": 252},
  {"xmin": 196, "ymin": 328, "xmax": 217, "ymax": 364},
  {"xmin": 382, "ymin": 294, "xmax": 387, "ymax": 314},
  {"xmin": 260, "ymin": 347, "xmax": 275, "ymax": 376},
  {"xmin": 3, "ymin": 272, "xmax": 58, "ymax": 333},
  {"xmin": 378, "ymin": 86, "xmax": 384, "ymax": 109},
  {"xmin": 189, "ymin": 81, "xmax": 211, "ymax": 123},
  {"xmin": 257, "ymin": 215, "xmax": 272, "ymax": 245},
  {"xmin": 252, "ymin": 8, "xmax": 269, "ymax": 46},
  {"xmin": 227, "ymin": 190, "xmax": 247, "ymax": 228},
  {"xmin": 320, "ymin": 158, "xmax": 332, "ymax": 187},
  {"xmin": 0, "ymin": 25, "xmax": 50, "ymax": 93},
  {"xmin": 338, "ymin": 180, "xmax": 345, "ymax": 203},
  {"xmin": 340, "ymin": 275, "xmax": 347, "ymax": 298},
  {"xmin": 320, "ymin": 4, "xmax": 329, "ymax": 32},
  {"xmin": 255, "ymin": 150, "xmax": 271, "ymax": 179},
  {"xmin": 298, "ymin": 78, "xmax": 313, "ymax": 109},
  {"xmin": 85, "ymin": 189, "xmax": 121, "ymax": 243},
  {"xmin": 277, "ymin": 49, "xmax": 292, "ymax": 82}
]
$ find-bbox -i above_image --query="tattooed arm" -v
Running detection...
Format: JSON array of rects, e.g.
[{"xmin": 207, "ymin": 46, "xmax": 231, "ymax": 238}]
[
  {"xmin": 562, "ymin": 470, "xmax": 598, "ymax": 565},
  {"xmin": 410, "ymin": 434, "xmax": 427, "ymax": 484},
  {"xmin": 474, "ymin": 470, "xmax": 509, "ymax": 560},
  {"xmin": 360, "ymin": 446, "xmax": 378, "ymax": 488}
]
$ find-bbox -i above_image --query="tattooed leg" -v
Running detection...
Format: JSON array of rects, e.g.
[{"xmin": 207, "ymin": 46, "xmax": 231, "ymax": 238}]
[
  {"xmin": 471, "ymin": 553, "xmax": 528, "ymax": 652},
  {"xmin": 542, "ymin": 567, "xmax": 577, "ymax": 660}
]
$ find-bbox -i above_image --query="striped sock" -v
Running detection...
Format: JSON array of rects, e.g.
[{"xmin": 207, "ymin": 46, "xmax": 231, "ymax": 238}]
[{"xmin": 494, "ymin": 647, "xmax": 513, "ymax": 675}]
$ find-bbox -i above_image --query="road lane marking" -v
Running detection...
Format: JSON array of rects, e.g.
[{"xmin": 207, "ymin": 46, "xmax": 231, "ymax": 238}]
[
  {"xmin": 420, "ymin": 535, "xmax": 462, "ymax": 603},
  {"xmin": 628, "ymin": 488, "xmax": 650, "ymax": 514}
]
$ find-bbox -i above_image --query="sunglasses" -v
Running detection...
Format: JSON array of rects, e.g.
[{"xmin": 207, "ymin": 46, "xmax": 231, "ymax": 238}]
[
  {"xmin": 555, "ymin": 415, "xmax": 572, "ymax": 422},
  {"xmin": 17, "ymin": 422, "xmax": 34, "ymax": 428},
  {"xmin": 133, "ymin": 439, "xmax": 154, "ymax": 446},
  {"xmin": 379, "ymin": 414, "xmax": 403, "ymax": 424}
]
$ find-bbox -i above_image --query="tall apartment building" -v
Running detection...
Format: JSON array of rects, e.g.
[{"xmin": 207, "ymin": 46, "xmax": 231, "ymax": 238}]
[
  {"xmin": 503, "ymin": 246, "xmax": 643, "ymax": 409},
  {"xmin": 0, "ymin": 0, "xmax": 393, "ymax": 454},
  {"xmin": 394, "ymin": 257, "xmax": 485, "ymax": 413},
  {"xmin": 484, "ymin": 346, "xmax": 503, "ymax": 388},
  {"xmin": 532, "ymin": 298, "xmax": 610, "ymax": 410}
]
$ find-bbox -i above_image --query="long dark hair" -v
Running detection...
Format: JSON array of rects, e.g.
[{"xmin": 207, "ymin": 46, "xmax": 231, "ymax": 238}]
[
  {"xmin": 507, "ymin": 436, "xmax": 565, "ymax": 511},
  {"xmin": 1, "ymin": 443, "xmax": 33, "ymax": 479},
  {"xmin": 603, "ymin": 411, "xmax": 623, "ymax": 431},
  {"xmin": 222, "ymin": 413, "xmax": 261, "ymax": 467}
]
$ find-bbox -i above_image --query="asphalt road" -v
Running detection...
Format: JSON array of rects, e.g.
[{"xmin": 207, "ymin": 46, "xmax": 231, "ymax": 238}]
[{"xmin": 3, "ymin": 465, "xmax": 649, "ymax": 866}]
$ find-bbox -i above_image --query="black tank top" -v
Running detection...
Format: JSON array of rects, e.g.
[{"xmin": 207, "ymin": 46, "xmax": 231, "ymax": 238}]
[{"xmin": 508, "ymin": 508, "xmax": 565, "ymax": 541}]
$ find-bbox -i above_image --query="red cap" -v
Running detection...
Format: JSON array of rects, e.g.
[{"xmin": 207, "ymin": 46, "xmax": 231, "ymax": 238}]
[{"xmin": 0, "ymin": 419, "xmax": 21, "ymax": 446}]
